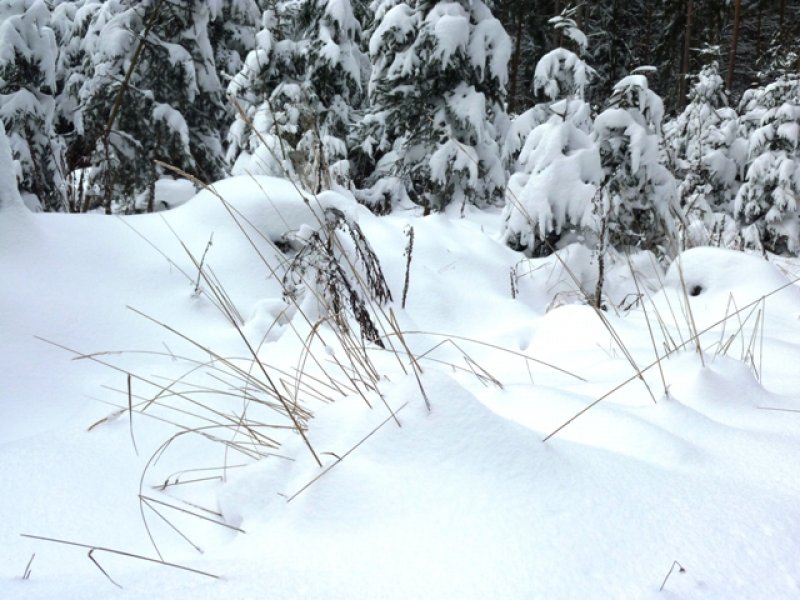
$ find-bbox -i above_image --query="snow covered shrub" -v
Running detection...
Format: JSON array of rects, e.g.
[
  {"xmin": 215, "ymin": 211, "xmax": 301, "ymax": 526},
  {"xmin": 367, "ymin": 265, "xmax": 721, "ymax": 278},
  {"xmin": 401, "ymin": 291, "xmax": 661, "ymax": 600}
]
[
  {"xmin": 0, "ymin": 0, "xmax": 62, "ymax": 211},
  {"xmin": 283, "ymin": 205, "xmax": 392, "ymax": 347},
  {"xmin": 500, "ymin": 20, "xmax": 600, "ymax": 257},
  {"xmin": 352, "ymin": 0, "xmax": 510, "ymax": 212},
  {"xmin": 594, "ymin": 74, "xmax": 678, "ymax": 256},
  {"xmin": 227, "ymin": 0, "xmax": 365, "ymax": 193},
  {"xmin": 663, "ymin": 62, "xmax": 747, "ymax": 248},
  {"xmin": 735, "ymin": 75, "xmax": 800, "ymax": 255}
]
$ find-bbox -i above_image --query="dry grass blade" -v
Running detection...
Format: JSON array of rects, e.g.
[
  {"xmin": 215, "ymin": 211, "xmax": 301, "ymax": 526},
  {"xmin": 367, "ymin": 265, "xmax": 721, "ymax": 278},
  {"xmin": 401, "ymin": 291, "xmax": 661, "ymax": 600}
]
[
  {"xmin": 410, "ymin": 336, "xmax": 503, "ymax": 388},
  {"xmin": 88, "ymin": 548, "xmax": 122, "ymax": 589},
  {"xmin": 140, "ymin": 495, "xmax": 245, "ymax": 533},
  {"xmin": 625, "ymin": 254, "xmax": 668, "ymax": 397},
  {"xmin": 659, "ymin": 560, "xmax": 686, "ymax": 592},
  {"xmin": 127, "ymin": 373, "xmax": 138, "ymax": 455},
  {"xmin": 21, "ymin": 553, "xmax": 34, "ymax": 580},
  {"xmin": 758, "ymin": 406, "xmax": 800, "ymax": 414},
  {"xmin": 139, "ymin": 496, "xmax": 204, "ymax": 554},
  {"xmin": 125, "ymin": 305, "xmax": 322, "ymax": 467},
  {"xmin": 20, "ymin": 534, "xmax": 219, "ymax": 580}
]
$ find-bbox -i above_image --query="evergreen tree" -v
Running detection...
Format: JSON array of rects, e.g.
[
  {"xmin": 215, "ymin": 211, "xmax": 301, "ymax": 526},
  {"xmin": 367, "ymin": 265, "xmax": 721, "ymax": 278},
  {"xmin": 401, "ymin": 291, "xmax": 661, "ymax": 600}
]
[
  {"xmin": 735, "ymin": 75, "xmax": 800, "ymax": 254},
  {"xmin": 757, "ymin": 1, "xmax": 800, "ymax": 82},
  {"xmin": 353, "ymin": 0, "xmax": 511, "ymax": 212},
  {"xmin": 51, "ymin": 0, "xmax": 102, "ymax": 212},
  {"xmin": 501, "ymin": 18, "xmax": 600, "ymax": 256},
  {"xmin": 501, "ymin": 13, "xmax": 594, "ymax": 169},
  {"xmin": 207, "ymin": 0, "xmax": 262, "ymax": 80},
  {"xmin": 664, "ymin": 62, "xmax": 746, "ymax": 247},
  {"xmin": 0, "ymin": 0, "xmax": 61, "ymax": 211},
  {"xmin": 651, "ymin": 0, "xmax": 729, "ymax": 112},
  {"xmin": 76, "ymin": 0, "xmax": 228, "ymax": 212},
  {"xmin": 228, "ymin": 0, "xmax": 365, "ymax": 192},
  {"xmin": 227, "ymin": 6, "xmax": 305, "ymax": 180},
  {"xmin": 594, "ymin": 74, "xmax": 678, "ymax": 255}
]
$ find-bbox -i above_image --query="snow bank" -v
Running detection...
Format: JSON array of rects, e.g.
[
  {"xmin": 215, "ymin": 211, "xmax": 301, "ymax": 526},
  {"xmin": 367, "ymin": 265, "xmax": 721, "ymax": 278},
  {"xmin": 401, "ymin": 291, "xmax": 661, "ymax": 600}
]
[{"xmin": 4, "ymin": 177, "xmax": 800, "ymax": 599}]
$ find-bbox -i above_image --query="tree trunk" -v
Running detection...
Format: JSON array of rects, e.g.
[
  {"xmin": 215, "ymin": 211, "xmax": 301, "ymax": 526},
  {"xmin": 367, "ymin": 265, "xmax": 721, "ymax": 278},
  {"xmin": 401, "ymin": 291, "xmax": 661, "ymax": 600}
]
[
  {"xmin": 508, "ymin": 13, "xmax": 524, "ymax": 113},
  {"xmin": 146, "ymin": 175, "xmax": 155, "ymax": 213},
  {"xmin": 678, "ymin": 0, "xmax": 695, "ymax": 111},
  {"xmin": 780, "ymin": 0, "xmax": 787, "ymax": 31},
  {"xmin": 643, "ymin": 1, "xmax": 653, "ymax": 65},
  {"xmin": 726, "ymin": 0, "xmax": 742, "ymax": 91},
  {"xmin": 610, "ymin": 0, "xmax": 619, "ymax": 81},
  {"xmin": 756, "ymin": 3, "xmax": 762, "ymax": 59},
  {"xmin": 103, "ymin": 138, "xmax": 112, "ymax": 215}
]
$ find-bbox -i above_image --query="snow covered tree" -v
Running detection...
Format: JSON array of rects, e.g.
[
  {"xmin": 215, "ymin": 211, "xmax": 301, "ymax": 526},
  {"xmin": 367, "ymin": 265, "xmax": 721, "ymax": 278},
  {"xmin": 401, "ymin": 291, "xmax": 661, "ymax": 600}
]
[
  {"xmin": 501, "ymin": 14, "xmax": 594, "ymax": 169},
  {"xmin": 76, "ymin": 0, "xmax": 229, "ymax": 212},
  {"xmin": 501, "ymin": 99, "xmax": 600, "ymax": 256},
  {"xmin": 50, "ymin": 0, "xmax": 102, "ymax": 213},
  {"xmin": 664, "ymin": 62, "xmax": 747, "ymax": 247},
  {"xmin": 353, "ymin": 0, "xmax": 511, "ymax": 212},
  {"xmin": 207, "ymin": 0, "xmax": 262, "ymax": 80},
  {"xmin": 501, "ymin": 18, "xmax": 600, "ymax": 256},
  {"xmin": 735, "ymin": 75, "xmax": 800, "ymax": 255},
  {"xmin": 227, "ymin": 7, "xmax": 305, "ymax": 180},
  {"xmin": 228, "ymin": 0, "xmax": 365, "ymax": 192},
  {"xmin": 297, "ymin": 0, "xmax": 365, "ymax": 187},
  {"xmin": 0, "ymin": 0, "xmax": 61, "ymax": 211},
  {"xmin": 594, "ymin": 74, "xmax": 678, "ymax": 256}
]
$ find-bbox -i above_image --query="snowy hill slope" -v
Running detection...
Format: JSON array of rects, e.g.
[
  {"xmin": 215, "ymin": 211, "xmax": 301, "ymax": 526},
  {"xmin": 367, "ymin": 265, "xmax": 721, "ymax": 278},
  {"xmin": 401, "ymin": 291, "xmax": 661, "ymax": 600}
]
[{"xmin": 2, "ymin": 177, "xmax": 800, "ymax": 598}]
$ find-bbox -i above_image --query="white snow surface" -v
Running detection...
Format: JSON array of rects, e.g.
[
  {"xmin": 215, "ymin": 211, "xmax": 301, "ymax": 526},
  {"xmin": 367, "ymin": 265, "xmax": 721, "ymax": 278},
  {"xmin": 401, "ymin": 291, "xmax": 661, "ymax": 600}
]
[{"xmin": 3, "ymin": 177, "xmax": 800, "ymax": 598}]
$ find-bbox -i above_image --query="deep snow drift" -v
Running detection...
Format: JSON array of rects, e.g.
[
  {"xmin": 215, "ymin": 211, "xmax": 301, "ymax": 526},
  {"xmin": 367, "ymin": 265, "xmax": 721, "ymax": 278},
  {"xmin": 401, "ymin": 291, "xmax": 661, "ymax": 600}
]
[{"xmin": 2, "ymin": 176, "xmax": 800, "ymax": 599}]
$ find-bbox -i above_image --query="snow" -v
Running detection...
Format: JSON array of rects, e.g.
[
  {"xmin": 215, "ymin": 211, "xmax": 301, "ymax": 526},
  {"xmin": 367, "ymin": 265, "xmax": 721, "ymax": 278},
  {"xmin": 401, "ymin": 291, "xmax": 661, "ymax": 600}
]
[{"xmin": 3, "ymin": 176, "xmax": 800, "ymax": 598}]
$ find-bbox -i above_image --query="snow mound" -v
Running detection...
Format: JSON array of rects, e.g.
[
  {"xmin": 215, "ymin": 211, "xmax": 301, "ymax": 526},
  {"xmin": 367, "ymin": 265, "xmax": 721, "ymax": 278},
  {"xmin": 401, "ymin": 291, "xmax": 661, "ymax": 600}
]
[
  {"xmin": 665, "ymin": 247, "xmax": 800, "ymax": 312},
  {"xmin": 171, "ymin": 176, "xmax": 362, "ymax": 242},
  {"xmin": 219, "ymin": 371, "xmax": 558, "ymax": 528}
]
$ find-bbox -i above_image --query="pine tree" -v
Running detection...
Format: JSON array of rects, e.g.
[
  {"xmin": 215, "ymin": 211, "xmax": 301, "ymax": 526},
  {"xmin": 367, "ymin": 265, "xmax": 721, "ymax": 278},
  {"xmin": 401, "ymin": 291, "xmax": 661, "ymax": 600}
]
[
  {"xmin": 76, "ymin": 0, "xmax": 228, "ymax": 212},
  {"xmin": 51, "ymin": 0, "xmax": 102, "ymax": 212},
  {"xmin": 228, "ymin": 0, "xmax": 365, "ymax": 192},
  {"xmin": 227, "ymin": 6, "xmax": 306, "ymax": 180},
  {"xmin": 735, "ymin": 75, "xmax": 800, "ymax": 254},
  {"xmin": 594, "ymin": 74, "xmax": 678, "ymax": 255},
  {"xmin": 298, "ymin": 0, "xmax": 366, "ymax": 188},
  {"xmin": 0, "ymin": 0, "xmax": 61, "ymax": 211},
  {"xmin": 664, "ymin": 62, "xmax": 746, "ymax": 247},
  {"xmin": 353, "ymin": 0, "xmax": 511, "ymax": 212},
  {"xmin": 207, "ymin": 0, "xmax": 262, "ymax": 79},
  {"xmin": 501, "ymin": 17, "xmax": 601, "ymax": 256},
  {"xmin": 651, "ymin": 0, "xmax": 728, "ymax": 112},
  {"xmin": 501, "ymin": 12, "xmax": 594, "ymax": 169}
]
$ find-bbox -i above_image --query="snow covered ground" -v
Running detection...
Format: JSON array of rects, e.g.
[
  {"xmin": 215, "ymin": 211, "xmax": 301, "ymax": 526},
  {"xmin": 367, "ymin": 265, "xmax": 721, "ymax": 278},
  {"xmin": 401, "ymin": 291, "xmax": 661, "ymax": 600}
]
[{"xmin": 2, "ymin": 176, "xmax": 800, "ymax": 599}]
